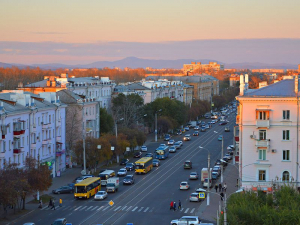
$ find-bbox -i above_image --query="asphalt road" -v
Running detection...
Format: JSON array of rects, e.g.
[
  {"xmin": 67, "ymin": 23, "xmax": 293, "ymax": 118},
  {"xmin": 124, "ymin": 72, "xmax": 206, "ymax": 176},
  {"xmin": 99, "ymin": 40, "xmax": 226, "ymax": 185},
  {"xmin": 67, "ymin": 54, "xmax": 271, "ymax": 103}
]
[{"xmin": 15, "ymin": 113, "xmax": 236, "ymax": 225}]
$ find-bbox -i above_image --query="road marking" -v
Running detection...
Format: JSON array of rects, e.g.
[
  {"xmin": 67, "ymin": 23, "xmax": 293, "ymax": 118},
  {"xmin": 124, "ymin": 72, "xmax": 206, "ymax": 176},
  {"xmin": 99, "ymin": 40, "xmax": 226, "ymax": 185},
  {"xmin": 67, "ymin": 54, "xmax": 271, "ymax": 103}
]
[
  {"xmin": 126, "ymin": 206, "xmax": 132, "ymax": 211},
  {"xmin": 190, "ymin": 208, "xmax": 195, "ymax": 213},
  {"xmin": 184, "ymin": 208, "xmax": 189, "ymax": 213},
  {"xmin": 79, "ymin": 206, "xmax": 87, "ymax": 211},
  {"xmin": 138, "ymin": 207, "xmax": 144, "ymax": 212},
  {"xmin": 114, "ymin": 206, "xmax": 121, "ymax": 211},
  {"xmin": 149, "ymin": 207, "xmax": 154, "ymax": 212},
  {"xmin": 74, "ymin": 206, "xmax": 82, "ymax": 211},
  {"xmin": 143, "ymin": 207, "xmax": 149, "ymax": 212},
  {"xmin": 102, "ymin": 206, "xmax": 109, "ymax": 211},
  {"xmin": 132, "ymin": 206, "xmax": 138, "ymax": 212},
  {"xmin": 91, "ymin": 206, "xmax": 98, "ymax": 211},
  {"xmin": 122, "ymin": 206, "xmax": 127, "ymax": 211},
  {"xmin": 62, "ymin": 206, "xmax": 71, "ymax": 211},
  {"xmin": 180, "ymin": 208, "xmax": 184, "ymax": 212},
  {"xmin": 97, "ymin": 206, "xmax": 104, "ymax": 211},
  {"xmin": 85, "ymin": 206, "xmax": 94, "ymax": 211}
]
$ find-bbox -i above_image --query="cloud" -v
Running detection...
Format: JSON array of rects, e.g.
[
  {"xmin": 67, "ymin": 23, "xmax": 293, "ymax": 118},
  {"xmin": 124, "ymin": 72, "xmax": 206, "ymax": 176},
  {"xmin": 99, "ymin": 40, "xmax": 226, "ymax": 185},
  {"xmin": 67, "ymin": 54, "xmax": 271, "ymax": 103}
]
[
  {"xmin": 53, "ymin": 49, "xmax": 68, "ymax": 53},
  {"xmin": 3, "ymin": 49, "xmax": 14, "ymax": 52},
  {"xmin": 30, "ymin": 32, "xmax": 69, "ymax": 35}
]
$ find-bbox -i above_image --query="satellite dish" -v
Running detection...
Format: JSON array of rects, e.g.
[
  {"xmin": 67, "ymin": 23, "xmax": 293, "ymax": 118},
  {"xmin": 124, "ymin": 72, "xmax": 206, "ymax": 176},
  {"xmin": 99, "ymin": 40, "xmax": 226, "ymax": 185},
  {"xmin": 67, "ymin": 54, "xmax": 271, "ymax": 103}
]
[{"xmin": 81, "ymin": 170, "xmax": 86, "ymax": 175}]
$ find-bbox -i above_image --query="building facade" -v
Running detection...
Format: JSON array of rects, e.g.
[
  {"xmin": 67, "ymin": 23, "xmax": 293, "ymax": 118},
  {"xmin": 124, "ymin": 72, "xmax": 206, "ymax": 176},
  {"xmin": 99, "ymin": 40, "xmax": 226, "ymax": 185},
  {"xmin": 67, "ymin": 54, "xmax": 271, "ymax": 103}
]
[
  {"xmin": 236, "ymin": 75, "xmax": 300, "ymax": 192},
  {"xmin": 183, "ymin": 62, "xmax": 224, "ymax": 74}
]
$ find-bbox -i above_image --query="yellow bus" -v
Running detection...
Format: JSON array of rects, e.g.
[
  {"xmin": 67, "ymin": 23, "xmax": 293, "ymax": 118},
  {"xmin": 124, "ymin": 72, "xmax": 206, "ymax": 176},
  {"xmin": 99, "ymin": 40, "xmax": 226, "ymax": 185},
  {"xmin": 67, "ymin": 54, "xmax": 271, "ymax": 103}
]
[
  {"xmin": 135, "ymin": 157, "xmax": 153, "ymax": 174},
  {"xmin": 74, "ymin": 177, "xmax": 101, "ymax": 199}
]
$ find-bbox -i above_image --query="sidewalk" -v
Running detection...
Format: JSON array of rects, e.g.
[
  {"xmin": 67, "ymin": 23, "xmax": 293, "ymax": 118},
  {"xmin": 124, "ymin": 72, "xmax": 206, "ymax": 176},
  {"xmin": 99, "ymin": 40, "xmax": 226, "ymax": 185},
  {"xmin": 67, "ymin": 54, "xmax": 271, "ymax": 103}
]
[{"xmin": 198, "ymin": 161, "xmax": 239, "ymax": 224}]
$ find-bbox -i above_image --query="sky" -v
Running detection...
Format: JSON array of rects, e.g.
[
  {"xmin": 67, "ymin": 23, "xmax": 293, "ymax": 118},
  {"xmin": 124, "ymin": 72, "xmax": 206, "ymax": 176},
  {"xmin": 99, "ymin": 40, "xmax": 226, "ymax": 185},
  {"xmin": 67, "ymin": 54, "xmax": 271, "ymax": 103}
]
[{"xmin": 0, "ymin": 0, "xmax": 300, "ymax": 65}]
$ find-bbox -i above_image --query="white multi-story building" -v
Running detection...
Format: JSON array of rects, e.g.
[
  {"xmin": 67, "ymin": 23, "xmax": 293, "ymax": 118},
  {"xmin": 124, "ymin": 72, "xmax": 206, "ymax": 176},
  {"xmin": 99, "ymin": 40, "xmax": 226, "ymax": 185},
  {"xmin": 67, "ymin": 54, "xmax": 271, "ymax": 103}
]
[
  {"xmin": 236, "ymin": 74, "xmax": 300, "ymax": 192},
  {"xmin": 0, "ymin": 91, "xmax": 66, "ymax": 177}
]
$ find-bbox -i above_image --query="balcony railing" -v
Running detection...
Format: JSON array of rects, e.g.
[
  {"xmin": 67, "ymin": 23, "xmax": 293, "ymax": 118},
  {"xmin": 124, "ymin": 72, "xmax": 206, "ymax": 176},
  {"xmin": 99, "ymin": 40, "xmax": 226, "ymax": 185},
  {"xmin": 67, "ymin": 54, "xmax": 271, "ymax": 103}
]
[
  {"xmin": 256, "ymin": 120, "xmax": 270, "ymax": 128},
  {"xmin": 13, "ymin": 149, "xmax": 21, "ymax": 154},
  {"xmin": 256, "ymin": 139, "xmax": 270, "ymax": 150}
]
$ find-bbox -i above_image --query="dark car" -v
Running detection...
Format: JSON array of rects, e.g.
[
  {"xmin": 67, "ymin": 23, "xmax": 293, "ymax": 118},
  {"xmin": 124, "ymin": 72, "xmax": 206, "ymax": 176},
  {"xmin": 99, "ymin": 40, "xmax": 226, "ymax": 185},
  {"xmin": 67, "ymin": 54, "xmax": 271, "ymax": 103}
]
[
  {"xmin": 184, "ymin": 160, "xmax": 192, "ymax": 169},
  {"xmin": 152, "ymin": 159, "xmax": 160, "ymax": 167},
  {"xmin": 225, "ymin": 126, "xmax": 230, "ymax": 132},
  {"xmin": 219, "ymin": 121, "xmax": 227, "ymax": 125},
  {"xmin": 120, "ymin": 158, "xmax": 129, "ymax": 165},
  {"xmin": 123, "ymin": 175, "xmax": 135, "ymax": 185},
  {"xmin": 125, "ymin": 163, "xmax": 135, "ymax": 171},
  {"xmin": 134, "ymin": 151, "xmax": 142, "ymax": 158},
  {"xmin": 52, "ymin": 218, "xmax": 67, "ymax": 225},
  {"xmin": 52, "ymin": 186, "xmax": 73, "ymax": 194},
  {"xmin": 67, "ymin": 183, "xmax": 75, "ymax": 191},
  {"xmin": 145, "ymin": 153, "xmax": 153, "ymax": 158},
  {"xmin": 193, "ymin": 131, "xmax": 199, "ymax": 136},
  {"xmin": 164, "ymin": 134, "xmax": 171, "ymax": 141}
]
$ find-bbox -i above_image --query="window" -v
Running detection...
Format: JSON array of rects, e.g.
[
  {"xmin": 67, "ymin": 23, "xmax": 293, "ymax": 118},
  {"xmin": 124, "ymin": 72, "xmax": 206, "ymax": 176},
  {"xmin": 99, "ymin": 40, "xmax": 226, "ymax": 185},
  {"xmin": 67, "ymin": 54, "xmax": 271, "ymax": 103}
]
[
  {"xmin": 49, "ymin": 115, "xmax": 51, "ymax": 123},
  {"xmin": 256, "ymin": 110, "xmax": 269, "ymax": 120},
  {"xmin": 259, "ymin": 149, "xmax": 266, "ymax": 160},
  {"xmin": 283, "ymin": 130, "xmax": 290, "ymax": 140},
  {"xmin": 259, "ymin": 170, "xmax": 266, "ymax": 181},
  {"xmin": 282, "ymin": 171, "xmax": 290, "ymax": 182},
  {"xmin": 283, "ymin": 150, "xmax": 290, "ymax": 161},
  {"xmin": 259, "ymin": 130, "xmax": 266, "ymax": 140},
  {"xmin": 283, "ymin": 110, "xmax": 290, "ymax": 120}
]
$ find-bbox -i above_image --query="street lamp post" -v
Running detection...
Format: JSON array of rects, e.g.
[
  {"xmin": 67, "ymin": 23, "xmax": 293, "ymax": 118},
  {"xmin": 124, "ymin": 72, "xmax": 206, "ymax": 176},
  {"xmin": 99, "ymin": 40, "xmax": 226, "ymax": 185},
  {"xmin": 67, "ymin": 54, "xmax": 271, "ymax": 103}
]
[
  {"xmin": 115, "ymin": 118, "xmax": 124, "ymax": 163},
  {"xmin": 155, "ymin": 109, "xmax": 162, "ymax": 142},
  {"xmin": 214, "ymin": 130, "xmax": 224, "ymax": 183},
  {"xmin": 199, "ymin": 146, "xmax": 211, "ymax": 206}
]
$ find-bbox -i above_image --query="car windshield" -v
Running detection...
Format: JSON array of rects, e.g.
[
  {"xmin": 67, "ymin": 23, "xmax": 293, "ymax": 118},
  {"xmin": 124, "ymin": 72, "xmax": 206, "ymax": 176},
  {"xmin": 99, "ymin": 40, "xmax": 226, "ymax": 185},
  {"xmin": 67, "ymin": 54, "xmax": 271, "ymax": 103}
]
[
  {"xmin": 126, "ymin": 163, "xmax": 133, "ymax": 167},
  {"xmin": 119, "ymin": 169, "xmax": 126, "ymax": 172},
  {"xmin": 53, "ymin": 221, "xmax": 64, "ymax": 225},
  {"xmin": 190, "ymin": 173, "xmax": 196, "ymax": 175},
  {"xmin": 191, "ymin": 194, "xmax": 198, "ymax": 197},
  {"xmin": 181, "ymin": 182, "xmax": 187, "ymax": 185},
  {"xmin": 97, "ymin": 191, "xmax": 105, "ymax": 195}
]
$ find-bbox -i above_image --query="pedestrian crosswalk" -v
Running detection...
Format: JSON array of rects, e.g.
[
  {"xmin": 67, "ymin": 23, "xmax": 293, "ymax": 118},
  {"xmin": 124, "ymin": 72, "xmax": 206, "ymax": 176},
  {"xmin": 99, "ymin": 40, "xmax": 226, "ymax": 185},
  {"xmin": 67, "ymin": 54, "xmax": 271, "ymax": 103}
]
[{"xmin": 41, "ymin": 205, "xmax": 197, "ymax": 214}]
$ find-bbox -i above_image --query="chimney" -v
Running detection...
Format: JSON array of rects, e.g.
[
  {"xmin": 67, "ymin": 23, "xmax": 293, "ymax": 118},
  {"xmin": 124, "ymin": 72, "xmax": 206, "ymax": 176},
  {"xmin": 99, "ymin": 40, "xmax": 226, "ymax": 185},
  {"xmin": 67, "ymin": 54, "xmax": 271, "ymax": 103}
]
[
  {"xmin": 295, "ymin": 76, "xmax": 299, "ymax": 94},
  {"xmin": 239, "ymin": 74, "xmax": 245, "ymax": 96}
]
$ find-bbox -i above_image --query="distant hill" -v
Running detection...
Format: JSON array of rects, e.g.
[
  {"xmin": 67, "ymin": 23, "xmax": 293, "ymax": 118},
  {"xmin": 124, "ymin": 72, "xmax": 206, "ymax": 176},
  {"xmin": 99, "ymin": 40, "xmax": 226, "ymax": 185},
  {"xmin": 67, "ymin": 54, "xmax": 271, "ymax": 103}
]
[{"xmin": 0, "ymin": 57, "xmax": 298, "ymax": 70}]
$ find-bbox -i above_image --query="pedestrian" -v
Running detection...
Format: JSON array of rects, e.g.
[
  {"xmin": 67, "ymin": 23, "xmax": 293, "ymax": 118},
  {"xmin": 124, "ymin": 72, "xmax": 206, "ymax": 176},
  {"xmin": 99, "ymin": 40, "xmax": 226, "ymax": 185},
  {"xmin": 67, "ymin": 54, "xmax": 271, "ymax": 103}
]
[
  {"xmin": 218, "ymin": 183, "xmax": 222, "ymax": 192},
  {"xmin": 223, "ymin": 183, "xmax": 227, "ymax": 192},
  {"xmin": 215, "ymin": 183, "xmax": 218, "ymax": 192},
  {"xmin": 38, "ymin": 200, "xmax": 42, "ymax": 209},
  {"xmin": 173, "ymin": 202, "xmax": 176, "ymax": 211},
  {"xmin": 220, "ymin": 192, "xmax": 224, "ymax": 201},
  {"xmin": 59, "ymin": 198, "xmax": 62, "ymax": 207},
  {"xmin": 170, "ymin": 201, "xmax": 174, "ymax": 210},
  {"xmin": 51, "ymin": 199, "xmax": 56, "ymax": 210},
  {"xmin": 178, "ymin": 200, "xmax": 181, "ymax": 210},
  {"xmin": 48, "ymin": 199, "xmax": 52, "ymax": 208}
]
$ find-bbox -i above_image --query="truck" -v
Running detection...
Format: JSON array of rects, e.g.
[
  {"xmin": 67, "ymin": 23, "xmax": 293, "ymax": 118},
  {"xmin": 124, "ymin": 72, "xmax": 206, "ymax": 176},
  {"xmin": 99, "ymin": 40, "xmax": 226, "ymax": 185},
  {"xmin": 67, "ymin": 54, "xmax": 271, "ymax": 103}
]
[
  {"xmin": 106, "ymin": 177, "xmax": 119, "ymax": 193},
  {"xmin": 201, "ymin": 168, "xmax": 212, "ymax": 183},
  {"xmin": 189, "ymin": 121, "xmax": 197, "ymax": 128}
]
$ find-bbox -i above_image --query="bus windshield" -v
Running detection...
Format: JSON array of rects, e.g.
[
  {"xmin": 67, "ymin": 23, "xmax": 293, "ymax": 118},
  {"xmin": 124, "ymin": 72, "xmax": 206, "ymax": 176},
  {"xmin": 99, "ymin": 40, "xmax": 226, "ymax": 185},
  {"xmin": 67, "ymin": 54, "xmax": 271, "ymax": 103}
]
[
  {"xmin": 76, "ymin": 186, "xmax": 87, "ymax": 193},
  {"xmin": 99, "ymin": 174, "xmax": 109, "ymax": 180},
  {"xmin": 135, "ymin": 164, "xmax": 144, "ymax": 169}
]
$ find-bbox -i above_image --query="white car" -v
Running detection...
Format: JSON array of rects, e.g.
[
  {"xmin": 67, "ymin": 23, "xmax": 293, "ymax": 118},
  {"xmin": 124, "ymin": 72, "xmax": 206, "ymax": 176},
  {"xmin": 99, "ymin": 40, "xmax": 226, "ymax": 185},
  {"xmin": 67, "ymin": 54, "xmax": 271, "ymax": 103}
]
[
  {"xmin": 179, "ymin": 181, "xmax": 190, "ymax": 190},
  {"xmin": 168, "ymin": 139, "xmax": 175, "ymax": 145},
  {"xmin": 117, "ymin": 168, "xmax": 127, "ymax": 177},
  {"xmin": 228, "ymin": 145, "xmax": 235, "ymax": 149},
  {"xmin": 169, "ymin": 146, "xmax": 177, "ymax": 153},
  {"xmin": 171, "ymin": 216, "xmax": 201, "ymax": 225},
  {"xmin": 94, "ymin": 191, "xmax": 107, "ymax": 200},
  {"xmin": 141, "ymin": 146, "xmax": 147, "ymax": 152}
]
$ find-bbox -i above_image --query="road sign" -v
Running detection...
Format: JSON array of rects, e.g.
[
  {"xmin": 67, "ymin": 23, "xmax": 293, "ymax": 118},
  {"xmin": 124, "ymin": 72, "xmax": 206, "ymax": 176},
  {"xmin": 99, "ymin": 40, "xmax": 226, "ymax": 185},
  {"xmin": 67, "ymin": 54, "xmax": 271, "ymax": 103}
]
[
  {"xmin": 199, "ymin": 192, "xmax": 205, "ymax": 199},
  {"xmin": 109, "ymin": 200, "xmax": 114, "ymax": 206},
  {"xmin": 126, "ymin": 147, "xmax": 130, "ymax": 152}
]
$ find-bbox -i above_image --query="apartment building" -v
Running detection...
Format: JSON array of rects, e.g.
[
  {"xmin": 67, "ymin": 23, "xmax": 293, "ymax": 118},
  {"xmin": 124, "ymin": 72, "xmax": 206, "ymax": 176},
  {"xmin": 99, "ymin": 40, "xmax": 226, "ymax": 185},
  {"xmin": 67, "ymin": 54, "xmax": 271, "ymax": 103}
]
[
  {"xmin": 18, "ymin": 73, "xmax": 115, "ymax": 110},
  {"xmin": 183, "ymin": 61, "xmax": 224, "ymax": 74},
  {"xmin": 236, "ymin": 74, "xmax": 300, "ymax": 192},
  {"xmin": 0, "ymin": 91, "xmax": 66, "ymax": 177}
]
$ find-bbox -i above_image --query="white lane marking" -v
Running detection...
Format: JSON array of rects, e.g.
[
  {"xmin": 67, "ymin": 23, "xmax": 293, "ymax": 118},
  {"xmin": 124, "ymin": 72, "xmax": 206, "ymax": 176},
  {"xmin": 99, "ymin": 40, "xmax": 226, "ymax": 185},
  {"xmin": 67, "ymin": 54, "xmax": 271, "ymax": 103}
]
[
  {"xmin": 114, "ymin": 206, "xmax": 122, "ymax": 211},
  {"xmin": 97, "ymin": 206, "xmax": 104, "ymax": 211},
  {"xmin": 143, "ymin": 207, "xmax": 149, "ymax": 212},
  {"xmin": 149, "ymin": 207, "xmax": 154, "ymax": 212},
  {"xmin": 79, "ymin": 206, "xmax": 87, "ymax": 211},
  {"xmin": 184, "ymin": 208, "xmax": 189, "ymax": 213},
  {"xmin": 102, "ymin": 206, "xmax": 109, "ymax": 211},
  {"xmin": 190, "ymin": 208, "xmax": 195, "ymax": 213},
  {"xmin": 74, "ymin": 206, "xmax": 82, "ymax": 211},
  {"xmin": 132, "ymin": 206, "xmax": 138, "ymax": 212},
  {"xmin": 121, "ymin": 206, "xmax": 127, "ymax": 211},
  {"xmin": 180, "ymin": 208, "xmax": 184, "ymax": 212},
  {"xmin": 91, "ymin": 206, "xmax": 98, "ymax": 211},
  {"xmin": 85, "ymin": 206, "xmax": 94, "ymax": 211},
  {"xmin": 138, "ymin": 207, "xmax": 144, "ymax": 212},
  {"xmin": 62, "ymin": 206, "xmax": 71, "ymax": 211},
  {"xmin": 126, "ymin": 206, "xmax": 132, "ymax": 211}
]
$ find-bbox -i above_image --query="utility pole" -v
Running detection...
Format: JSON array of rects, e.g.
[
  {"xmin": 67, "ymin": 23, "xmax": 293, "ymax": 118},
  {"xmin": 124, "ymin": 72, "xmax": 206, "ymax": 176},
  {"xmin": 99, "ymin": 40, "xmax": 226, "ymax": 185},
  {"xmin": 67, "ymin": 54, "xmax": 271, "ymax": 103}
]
[
  {"xmin": 221, "ymin": 136, "xmax": 224, "ymax": 183},
  {"xmin": 155, "ymin": 112, "xmax": 158, "ymax": 142},
  {"xmin": 224, "ymin": 194, "xmax": 228, "ymax": 225},
  {"xmin": 83, "ymin": 121, "xmax": 86, "ymax": 174},
  {"xmin": 207, "ymin": 152, "xmax": 211, "ymax": 206}
]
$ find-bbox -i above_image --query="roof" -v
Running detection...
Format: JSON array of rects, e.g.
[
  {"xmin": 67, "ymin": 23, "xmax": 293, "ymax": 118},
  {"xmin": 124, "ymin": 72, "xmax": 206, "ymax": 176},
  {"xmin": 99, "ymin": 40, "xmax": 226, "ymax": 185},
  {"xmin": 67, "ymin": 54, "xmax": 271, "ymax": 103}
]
[
  {"xmin": 243, "ymin": 79, "xmax": 299, "ymax": 97},
  {"xmin": 75, "ymin": 177, "xmax": 100, "ymax": 186},
  {"xmin": 135, "ymin": 157, "xmax": 152, "ymax": 164}
]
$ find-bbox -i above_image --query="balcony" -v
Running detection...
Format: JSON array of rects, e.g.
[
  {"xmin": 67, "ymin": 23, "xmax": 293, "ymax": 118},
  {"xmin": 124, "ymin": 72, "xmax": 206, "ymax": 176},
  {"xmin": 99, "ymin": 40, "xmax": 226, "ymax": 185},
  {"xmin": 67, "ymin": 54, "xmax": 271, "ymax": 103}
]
[
  {"xmin": 56, "ymin": 136, "xmax": 61, "ymax": 142},
  {"xmin": 42, "ymin": 140, "xmax": 48, "ymax": 145},
  {"xmin": 256, "ymin": 139, "xmax": 270, "ymax": 150},
  {"xmin": 0, "ymin": 151, "xmax": 5, "ymax": 158},
  {"xmin": 31, "ymin": 124, "xmax": 36, "ymax": 132},
  {"xmin": 86, "ymin": 127, "xmax": 93, "ymax": 133},
  {"xmin": 13, "ymin": 149, "xmax": 21, "ymax": 154},
  {"xmin": 31, "ymin": 143, "xmax": 36, "ymax": 148},
  {"xmin": 56, "ymin": 118, "xmax": 61, "ymax": 126},
  {"xmin": 42, "ymin": 122, "xmax": 49, "ymax": 129},
  {"xmin": 256, "ymin": 120, "xmax": 270, "ymax": 129}
]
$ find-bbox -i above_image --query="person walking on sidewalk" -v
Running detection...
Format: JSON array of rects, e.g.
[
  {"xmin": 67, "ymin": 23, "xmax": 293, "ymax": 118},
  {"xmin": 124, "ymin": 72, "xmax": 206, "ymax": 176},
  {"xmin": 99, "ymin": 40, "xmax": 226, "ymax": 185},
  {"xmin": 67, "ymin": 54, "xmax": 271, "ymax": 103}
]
[
  {"xmin": 59, "ymin": 198, "xmax": 62, "ymax": 207},
  {"xmin": 48, "ymin": 199, "xmax": 52, "ymax": 208},
  {"xmin": 223, "ymin": 183, "xmax": 227, "ymax": 192},
  {"xmin": 215, "ymin": 183, "xmax": 218, "ymax": 192},
  {"xmin": 51, "ymin": 199, "xmax": 56, "ymax": 210},
  {"xmin": 38, "ymin": 200, "xmax": 42, "ymax": 209},
  {"xmin": 178, "ymin": 200, "xmax": 181, "ymax": 210},
  {"xmin": 173, "ymin": 202, "xmax": 176, "ymax": 211},
  {"xmin": 220, "ymin": 192, "xmax": 224, "ymax": 201},
  {"xmin": 218, "ymin": 183, "xmax": 222, "ymax": 192},
  {"xmin": 170, "ymin": 201, "xmax": 174, "ymax": 210}
]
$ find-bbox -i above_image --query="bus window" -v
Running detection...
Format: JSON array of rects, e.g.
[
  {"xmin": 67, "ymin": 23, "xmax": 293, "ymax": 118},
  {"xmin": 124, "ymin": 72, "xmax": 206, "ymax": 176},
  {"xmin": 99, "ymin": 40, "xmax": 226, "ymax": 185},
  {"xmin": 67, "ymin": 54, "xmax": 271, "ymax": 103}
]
[{"xmin": 76, "ymin": 186, "xmax": 87, "ymax": 193}]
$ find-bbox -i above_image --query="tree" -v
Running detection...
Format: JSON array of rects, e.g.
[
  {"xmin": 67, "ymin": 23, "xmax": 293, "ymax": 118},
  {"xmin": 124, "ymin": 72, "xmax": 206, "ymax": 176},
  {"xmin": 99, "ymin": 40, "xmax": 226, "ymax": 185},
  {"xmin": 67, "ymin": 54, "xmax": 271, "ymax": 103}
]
[{"xmin": 100, "ymin": 107, "xmax": 114, "ymax": 134}]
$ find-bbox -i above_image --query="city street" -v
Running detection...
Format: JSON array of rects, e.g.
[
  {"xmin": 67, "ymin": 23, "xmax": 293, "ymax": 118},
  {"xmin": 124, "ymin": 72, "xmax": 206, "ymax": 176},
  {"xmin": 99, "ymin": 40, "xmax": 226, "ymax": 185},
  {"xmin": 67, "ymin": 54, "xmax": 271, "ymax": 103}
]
[{"xmin": 14, "ymin": 113, "xmax": 236, "ymax": 225}]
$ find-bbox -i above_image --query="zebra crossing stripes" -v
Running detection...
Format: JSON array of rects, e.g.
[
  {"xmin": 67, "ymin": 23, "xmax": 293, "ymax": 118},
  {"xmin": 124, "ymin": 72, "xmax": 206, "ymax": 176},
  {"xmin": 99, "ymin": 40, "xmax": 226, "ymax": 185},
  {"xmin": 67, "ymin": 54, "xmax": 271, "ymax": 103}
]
[
  {"xmin": 131, "ymin": 206, "xmax": 138, "ymax": 212},
  {"xmin": 190, "ymin": 208, "xmax": 195, "ymax": 214},
  {"xmin": 184, "ymin": 208, "xmax": 189, "ymax": 213}
]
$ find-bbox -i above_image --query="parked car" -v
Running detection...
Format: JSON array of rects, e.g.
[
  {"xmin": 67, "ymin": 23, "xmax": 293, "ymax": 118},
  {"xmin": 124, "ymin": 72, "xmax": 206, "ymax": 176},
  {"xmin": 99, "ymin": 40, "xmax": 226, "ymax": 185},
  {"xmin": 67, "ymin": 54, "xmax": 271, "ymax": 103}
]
[
  {"xmin": 189, "ymin": 172, "xmax": 199, "ymax": 180},
  {"xmin": 120, "ymin": 158, "xmax": 129, "ymax": 165},
  {"xmin": 152, "ymin": 159, "xmax": 160, "ymax": 167},
  {"xmin": 170, "ymin": 216, "xmax": 201, "ymax": 225},
  {"xmin": 184, "ymin": 160, "xmax": 192, "ymax": 169},
  {"xmin": 168, "ymin": 139, "xmax": 175, "ymax": 145},
  {"xmin": 169, "ymin": 146, "xmax": 177, "ymax": 153},
  {"xmin": 225, "ymin": 126, "xmax": 230, "ymax": 132},
  {"xmin": 212, "ymin": 172, "xmax": 219, "ymax": 180},
  {"xmin": 203, "ymin": 178, "xmax": 212, "ymax": 188},
  {"xmin": 52, "ymin": 186, "xmax": 74, "ymax": 194},
  {"xmin": 125, "ymin": 163, "xmax": 135, "ymax": 171},
  {"xmin": 117, "ymin": 168, "xmax": 127, "ymax": 177},
  {"xmin": 189, "ymin": 193, "xmax": 200, "ymax": 202},
  {"xmin": 134, "ymin": 151, "xmax": 142, "ymax": 158},
  {"xmin": 193, "ymin": 131, "xmax": 199, "ymax": 136},
  {"xmin": 141, "ymin": 146, "xmax": 147, "ymax": 152},
  {"xmin": 183, "ymin": 134, "xmax": 191, "ymax": 141},
  {"xmin": 51, "ymin": 218, "xmax": 67, "ymax": 225},
  {"xmin": 179, "ymin": 181, "xmax": 190, "ymax": 190},
  {"xmin": 94, "ymin": 191, "xmax": 108, "ymax": 200},
  {"xmin": 145, "ymin": 153, "xmax": 153, "ymax": 158},
  {"xmin": 228, "ymin": 144, "xmax": 235, "ymax": 149},
  {"xmin": 225, "ymin": 153, "xmax": 232, "ymax": 160},
  {"xmin": 123, "ymin": 175, "xmax": 135, "ymax": 185}
]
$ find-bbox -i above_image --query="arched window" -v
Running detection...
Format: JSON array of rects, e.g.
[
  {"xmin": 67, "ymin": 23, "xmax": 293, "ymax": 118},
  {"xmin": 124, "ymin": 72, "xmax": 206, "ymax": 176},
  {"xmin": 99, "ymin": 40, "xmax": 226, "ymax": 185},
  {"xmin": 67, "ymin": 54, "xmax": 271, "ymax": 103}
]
[{"xmin": 282, "ymin": 171, "xmax": 290, "ymax": 182}]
